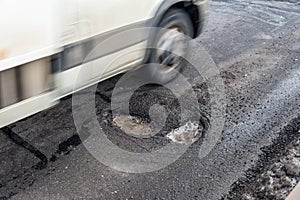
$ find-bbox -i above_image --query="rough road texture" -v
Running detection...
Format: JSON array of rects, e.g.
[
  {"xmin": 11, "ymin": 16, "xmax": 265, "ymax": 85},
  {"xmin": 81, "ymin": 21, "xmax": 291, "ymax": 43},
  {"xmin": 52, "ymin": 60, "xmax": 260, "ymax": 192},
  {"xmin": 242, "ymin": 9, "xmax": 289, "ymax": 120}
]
[
  {"xmin": 241, "ymin": 138, "xmax": 300, "ymax": 200},
  {"xmin": 0, "ymin": 0, "xmax": 299, "ymax": 199}
]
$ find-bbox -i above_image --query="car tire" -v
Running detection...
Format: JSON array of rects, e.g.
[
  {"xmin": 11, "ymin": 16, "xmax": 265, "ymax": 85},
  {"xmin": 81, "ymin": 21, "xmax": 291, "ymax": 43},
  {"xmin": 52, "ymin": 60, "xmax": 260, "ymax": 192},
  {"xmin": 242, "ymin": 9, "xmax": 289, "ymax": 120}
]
[{"xmin": 146, "ymin": 8, "xmax": 194, "ymax": 84}]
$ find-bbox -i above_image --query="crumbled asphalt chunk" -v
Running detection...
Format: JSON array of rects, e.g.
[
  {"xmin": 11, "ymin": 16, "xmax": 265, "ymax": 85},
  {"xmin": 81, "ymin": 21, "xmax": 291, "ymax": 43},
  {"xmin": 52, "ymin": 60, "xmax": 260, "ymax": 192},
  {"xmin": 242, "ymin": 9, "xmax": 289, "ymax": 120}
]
[
  {"xmin": 166, "ymin": 121, "xmax": 203, "ymax": 145},
  {"xmin": 285, "ymin": 157, "xmax": 300, "ymax": 177}
]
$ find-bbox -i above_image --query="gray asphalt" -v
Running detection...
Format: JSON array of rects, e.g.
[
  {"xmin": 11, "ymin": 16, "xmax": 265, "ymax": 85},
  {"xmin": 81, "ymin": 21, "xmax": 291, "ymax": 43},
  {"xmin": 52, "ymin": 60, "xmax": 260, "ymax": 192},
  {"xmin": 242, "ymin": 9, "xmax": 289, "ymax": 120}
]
[{"xmin": 1, "ymin": 0, "xmax": 300, "ymax": 199}]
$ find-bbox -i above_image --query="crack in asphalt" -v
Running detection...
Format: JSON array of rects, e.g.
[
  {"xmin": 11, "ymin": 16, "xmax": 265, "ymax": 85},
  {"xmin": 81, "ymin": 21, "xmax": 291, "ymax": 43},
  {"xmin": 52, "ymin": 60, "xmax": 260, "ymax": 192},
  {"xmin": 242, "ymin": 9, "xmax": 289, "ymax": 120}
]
[
  {"xmin": 1, "ymin": 127, "xmax": 48, "ymax": 170},
  {"xmin": 95, "ymin": 91, "xmax": 112, "ymax": 103},
  {"xmin": 55, "ymin": 134, "xmax": 82, "ymax": 155}
]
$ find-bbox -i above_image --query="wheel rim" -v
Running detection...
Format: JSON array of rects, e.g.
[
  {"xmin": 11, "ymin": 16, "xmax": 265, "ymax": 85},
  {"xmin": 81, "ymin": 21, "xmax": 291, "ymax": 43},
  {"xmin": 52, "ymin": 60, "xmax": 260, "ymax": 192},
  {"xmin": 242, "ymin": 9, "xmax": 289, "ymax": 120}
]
[{"xmin": 155, "ymin": 26, "xmax": 188, "ymax": 73}]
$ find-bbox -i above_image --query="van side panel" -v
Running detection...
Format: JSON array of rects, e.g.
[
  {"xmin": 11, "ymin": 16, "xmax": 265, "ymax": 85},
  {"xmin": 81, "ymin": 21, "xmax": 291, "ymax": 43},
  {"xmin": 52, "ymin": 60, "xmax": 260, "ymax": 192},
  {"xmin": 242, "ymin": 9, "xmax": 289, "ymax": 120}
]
[{"xmin": 0, "ymin": 0, "xmax": 61, "ymax": 71}]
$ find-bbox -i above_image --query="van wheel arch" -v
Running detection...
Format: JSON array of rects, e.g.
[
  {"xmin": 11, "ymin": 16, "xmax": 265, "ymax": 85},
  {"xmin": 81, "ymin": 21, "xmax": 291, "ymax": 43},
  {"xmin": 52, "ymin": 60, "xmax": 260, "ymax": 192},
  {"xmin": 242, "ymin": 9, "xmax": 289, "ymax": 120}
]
[{"xmin": 151, "ymin": 0, "xmax": 200, "ymax": 39}]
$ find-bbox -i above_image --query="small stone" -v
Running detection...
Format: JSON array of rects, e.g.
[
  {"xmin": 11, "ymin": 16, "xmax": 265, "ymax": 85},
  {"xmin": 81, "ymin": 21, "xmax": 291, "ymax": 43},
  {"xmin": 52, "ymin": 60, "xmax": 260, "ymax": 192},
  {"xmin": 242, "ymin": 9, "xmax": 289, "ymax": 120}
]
[
  {"xmin": 284, "ymin": 158, "xmax": 300, "ymax": 176},
  {"xmin": 274, "ymin": 168, "xmax": 286, "ymax": 178},
  {"xmin": 102, "ymin": 111, "xmax": 109, "ymax": 117},
  {"xmin": 280, "ymin": 176, "xmax": 292, "ymax": 188},
  {"xmin": 265, "ymin": 191, "xmax": 276, "ymax": 199},
  {"xmin": 275, "ymin": 193, "xmax": 286, "ymax": 200}
]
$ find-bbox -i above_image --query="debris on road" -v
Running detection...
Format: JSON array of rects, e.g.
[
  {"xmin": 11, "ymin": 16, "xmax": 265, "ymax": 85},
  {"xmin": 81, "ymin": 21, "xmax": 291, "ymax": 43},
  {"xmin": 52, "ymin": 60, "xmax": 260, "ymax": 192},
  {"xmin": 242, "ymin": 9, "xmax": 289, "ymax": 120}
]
[
  {"xmin": 242, "ymin": 138, "xmax": 300, "ymax": 200},
  {"xmin": 166, "ymin": 121, "xmax": 203, "ymax": 145}
]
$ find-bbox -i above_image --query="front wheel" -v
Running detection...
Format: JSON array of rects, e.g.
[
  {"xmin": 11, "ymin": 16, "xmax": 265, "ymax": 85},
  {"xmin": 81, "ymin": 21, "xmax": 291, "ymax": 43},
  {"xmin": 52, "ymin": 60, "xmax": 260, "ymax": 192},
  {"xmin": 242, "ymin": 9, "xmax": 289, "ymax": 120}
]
[{"xmin": 146, "ymin": 9, "xmax": 194, "ymax": 84}]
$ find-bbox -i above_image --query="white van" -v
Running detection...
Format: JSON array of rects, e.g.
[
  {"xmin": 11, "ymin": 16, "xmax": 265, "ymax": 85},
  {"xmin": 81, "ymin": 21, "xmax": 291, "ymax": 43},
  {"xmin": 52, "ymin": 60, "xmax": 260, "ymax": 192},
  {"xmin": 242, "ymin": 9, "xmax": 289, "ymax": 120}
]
[{"xmin": 0, "ymin": 0, "xmax": 207, "ymax": 128}]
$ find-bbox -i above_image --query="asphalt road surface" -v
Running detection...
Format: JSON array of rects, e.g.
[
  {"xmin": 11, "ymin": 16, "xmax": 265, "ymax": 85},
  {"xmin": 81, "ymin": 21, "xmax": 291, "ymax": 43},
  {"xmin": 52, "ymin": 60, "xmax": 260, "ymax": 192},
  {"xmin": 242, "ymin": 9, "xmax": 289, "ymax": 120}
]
[{"xmin": 1, "ymin": 0, "xmax": 300, "ymax": 199}]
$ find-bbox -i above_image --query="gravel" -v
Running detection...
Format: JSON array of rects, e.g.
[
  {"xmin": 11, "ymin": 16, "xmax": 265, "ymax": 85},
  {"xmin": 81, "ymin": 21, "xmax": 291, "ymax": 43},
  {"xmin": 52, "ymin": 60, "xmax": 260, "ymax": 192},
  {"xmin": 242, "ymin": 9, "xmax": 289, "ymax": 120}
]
[{"xmin": 241, "ymin": 136, "xmax": 300, "ymax": 200}]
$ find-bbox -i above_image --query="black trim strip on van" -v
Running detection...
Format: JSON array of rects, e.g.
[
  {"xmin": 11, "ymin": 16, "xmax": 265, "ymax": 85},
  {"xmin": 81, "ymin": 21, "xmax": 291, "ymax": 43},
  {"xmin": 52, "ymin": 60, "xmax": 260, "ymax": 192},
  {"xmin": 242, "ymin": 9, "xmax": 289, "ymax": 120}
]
[{"xmin": 54, "ymin": 20, "xmax": 150, "ymax": 72}]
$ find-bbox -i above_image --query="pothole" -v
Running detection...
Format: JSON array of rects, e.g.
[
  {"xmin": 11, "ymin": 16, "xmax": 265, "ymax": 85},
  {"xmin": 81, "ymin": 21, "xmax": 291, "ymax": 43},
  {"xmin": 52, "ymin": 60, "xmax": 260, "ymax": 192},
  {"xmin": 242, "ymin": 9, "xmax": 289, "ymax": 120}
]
[
  {"xmin": 113, "ymin": 115, "xmax": 203, "ymax": 145},
  {"xmin": 113, "ymin": 115, "xmax": 153, "ymax": 138}
]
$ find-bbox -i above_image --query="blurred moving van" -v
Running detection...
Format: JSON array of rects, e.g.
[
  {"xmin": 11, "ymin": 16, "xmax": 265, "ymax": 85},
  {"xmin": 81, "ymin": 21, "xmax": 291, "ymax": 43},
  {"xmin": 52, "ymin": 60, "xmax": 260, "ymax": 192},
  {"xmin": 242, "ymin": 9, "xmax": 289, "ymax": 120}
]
[{"xmin": 0, "ymin": 0, "xmax": 207, "ymax": 128}]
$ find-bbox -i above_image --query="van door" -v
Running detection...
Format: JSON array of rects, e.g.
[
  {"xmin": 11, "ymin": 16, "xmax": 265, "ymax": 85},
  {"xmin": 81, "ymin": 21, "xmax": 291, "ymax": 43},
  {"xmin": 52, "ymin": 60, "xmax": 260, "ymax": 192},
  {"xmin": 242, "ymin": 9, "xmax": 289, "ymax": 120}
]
[
  {"xmin": 57, "ymin": 0, "xmax": 164, "ymax": 96},
  {"xmin": 75, "ymin": 0, "xmax": 163, "ymax": 73}
]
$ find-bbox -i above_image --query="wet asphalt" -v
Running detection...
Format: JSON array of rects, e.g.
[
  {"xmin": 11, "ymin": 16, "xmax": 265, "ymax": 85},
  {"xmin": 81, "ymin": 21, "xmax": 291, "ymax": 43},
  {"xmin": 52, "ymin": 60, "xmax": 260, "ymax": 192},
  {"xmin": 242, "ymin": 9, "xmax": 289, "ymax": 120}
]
[{"xmin": 1, "ymin": 0, "xmax": 300, "ymax": 199}]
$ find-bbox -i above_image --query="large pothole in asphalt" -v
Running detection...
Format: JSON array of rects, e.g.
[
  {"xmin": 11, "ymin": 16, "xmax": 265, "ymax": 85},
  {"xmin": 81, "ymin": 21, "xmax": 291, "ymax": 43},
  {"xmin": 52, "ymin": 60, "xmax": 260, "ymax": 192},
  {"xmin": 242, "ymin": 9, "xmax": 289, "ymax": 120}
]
[{"xmin": 95, "ymin": 74, "xmax": 211, "ymax": 152}]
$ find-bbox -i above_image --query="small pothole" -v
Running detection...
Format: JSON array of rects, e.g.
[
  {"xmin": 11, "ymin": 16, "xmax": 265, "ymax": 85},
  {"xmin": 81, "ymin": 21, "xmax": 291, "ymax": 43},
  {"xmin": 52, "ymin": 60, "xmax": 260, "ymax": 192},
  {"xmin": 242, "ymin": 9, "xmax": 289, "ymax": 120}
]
[{"xmin": 113, "ymin": 115, "xmax": 153, "ymax": 138}]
